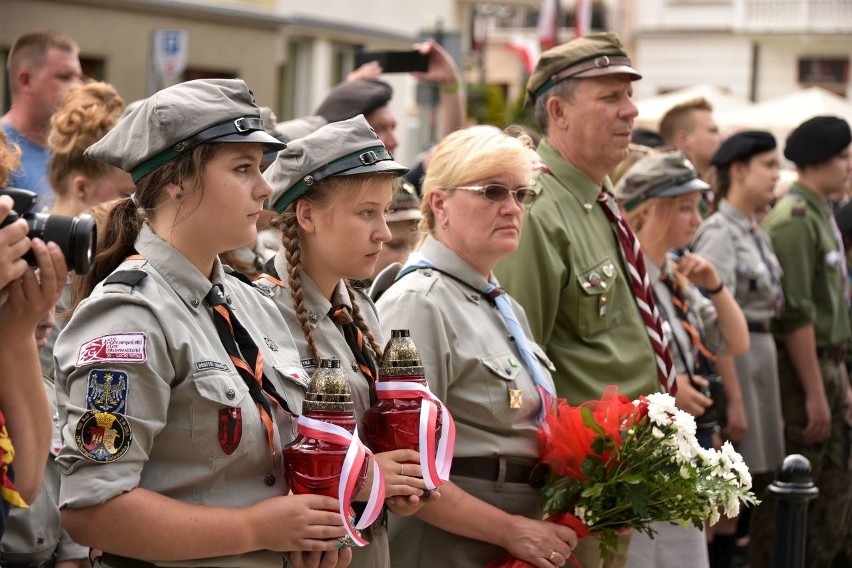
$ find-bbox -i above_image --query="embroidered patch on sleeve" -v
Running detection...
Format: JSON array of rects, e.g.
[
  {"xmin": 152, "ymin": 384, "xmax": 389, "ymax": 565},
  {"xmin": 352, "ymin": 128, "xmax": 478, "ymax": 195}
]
[
  {"xmin": 74, "ymin": 410, "xmax": 132, "ymax": 463},
  {"xmin": 86, "ymin": 370, "xmax": 129, "ymax": 413},
  {"xmin": 76, "ymin": 333, "xmax": 148, "ymax": 367}
]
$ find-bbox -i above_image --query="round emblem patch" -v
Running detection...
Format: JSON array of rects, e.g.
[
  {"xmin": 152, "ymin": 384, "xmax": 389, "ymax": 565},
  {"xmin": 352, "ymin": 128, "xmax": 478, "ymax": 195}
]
[{"xmin": 74, "ymin": 410, "xmax": 132, "ymax": 463}]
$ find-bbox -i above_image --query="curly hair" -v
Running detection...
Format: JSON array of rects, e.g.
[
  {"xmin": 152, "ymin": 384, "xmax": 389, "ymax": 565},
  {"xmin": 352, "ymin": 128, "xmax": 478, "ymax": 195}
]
[
  {"xmin": 47, "ymin": 81, "xmax": 125, "ymax": 196},
  {"xmin": 0, "ymin": 130, "xmax": 22, "ymax": 187}
]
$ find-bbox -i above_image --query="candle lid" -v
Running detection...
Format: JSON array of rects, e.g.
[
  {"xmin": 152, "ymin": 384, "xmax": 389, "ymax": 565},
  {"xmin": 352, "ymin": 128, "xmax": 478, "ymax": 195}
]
[
  {"xmin": 379, "ymin": 329, "xmax": 425, "ymax": 377},
  {"xmin": 304, "ymin": 357, "xmax": 354, "ymax": 412}
]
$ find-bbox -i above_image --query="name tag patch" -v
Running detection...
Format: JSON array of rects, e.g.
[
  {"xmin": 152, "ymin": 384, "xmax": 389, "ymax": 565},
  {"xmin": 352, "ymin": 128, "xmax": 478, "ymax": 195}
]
[
  {"xmin": 196, "ymin": 360, "xmax": 230, "ymax": 372},
  {"xmin": 76, "ymin": 333, "xmax": 147, "ymax": 367}
]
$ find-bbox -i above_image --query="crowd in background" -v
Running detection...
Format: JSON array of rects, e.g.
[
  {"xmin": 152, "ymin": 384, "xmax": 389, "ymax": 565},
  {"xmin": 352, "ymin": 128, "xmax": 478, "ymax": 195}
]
[{"xmin": 0, "ymin": 25, "xmax": 850, "ymax": 568}]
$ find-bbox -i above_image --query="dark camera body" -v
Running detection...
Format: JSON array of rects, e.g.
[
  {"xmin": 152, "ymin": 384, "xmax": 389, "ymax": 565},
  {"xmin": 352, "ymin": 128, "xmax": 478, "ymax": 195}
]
[
  {"xmin": 693, "ymin": 374, "xmax": 727, "ymax": 431},
  {"xmin": 354, "ymin": 50, "xmax": 429, "ymax": 73},
  {"xmin": 0, "ymin": 187, "xmax": 96, "ymax": 274}
]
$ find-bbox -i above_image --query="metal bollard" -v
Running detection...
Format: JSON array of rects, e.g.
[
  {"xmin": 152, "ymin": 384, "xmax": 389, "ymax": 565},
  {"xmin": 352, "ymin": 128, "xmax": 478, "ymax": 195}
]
[{"xmin": 769, "ymin": 454, "xmax": 819, "ymax": 568}]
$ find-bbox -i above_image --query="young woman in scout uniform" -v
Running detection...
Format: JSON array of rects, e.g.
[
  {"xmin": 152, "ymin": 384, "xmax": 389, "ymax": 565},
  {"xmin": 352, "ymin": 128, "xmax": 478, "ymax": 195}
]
[
  {"xmin": 52, "ymin": 78, "xmax": 351, "ymax": 568},
  {"xmin": 614, "ymin": 151, "xmax": 749, "ymax": 568},
  {"xmin": 257, "ymin": 115, "xmax": 433, "ymax": 568},
  {"xmin": 374, "ymin": 126, "xmax": 578, "ymax": 568},
  {"xmin": 692, "ymin": 131, "xmax": 785, "ymax": 567}
]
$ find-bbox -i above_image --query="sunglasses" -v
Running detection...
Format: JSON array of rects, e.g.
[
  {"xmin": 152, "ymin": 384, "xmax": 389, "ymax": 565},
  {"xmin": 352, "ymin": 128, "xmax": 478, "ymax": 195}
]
[{"xmin": 454, "ymin": 183, "xmax": 538, "ymax": 206}]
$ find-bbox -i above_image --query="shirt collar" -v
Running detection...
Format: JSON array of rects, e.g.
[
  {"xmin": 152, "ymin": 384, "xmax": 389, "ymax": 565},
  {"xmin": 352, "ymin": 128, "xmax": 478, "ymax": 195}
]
[
  {"xmin": 789, "ymin": 181, "xmax": 832, "ymax": 217},
  {"xmin": 538, "ymin": 139, "xmax": 614, "ymax": 203},
  {"xmin": 718, "ymin": 199, "xmax": 755, "ymax": 232},
  {"xmin": 419, "ymin": 235, "xmax": 495, "ymax": 292},
  {"xmin": 273, "ymin": 250, "xmax": 352, "ymax": 322},
  {"xmin": 134, "ymin": 223, "xmax": 226, "ymax": 310}
]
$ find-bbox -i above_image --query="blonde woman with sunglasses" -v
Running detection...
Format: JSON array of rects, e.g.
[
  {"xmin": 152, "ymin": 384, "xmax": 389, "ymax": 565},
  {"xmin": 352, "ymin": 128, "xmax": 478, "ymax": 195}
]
[{"xmin": 374, "ymin": 126, "xmax": 578, "ymax": 568}]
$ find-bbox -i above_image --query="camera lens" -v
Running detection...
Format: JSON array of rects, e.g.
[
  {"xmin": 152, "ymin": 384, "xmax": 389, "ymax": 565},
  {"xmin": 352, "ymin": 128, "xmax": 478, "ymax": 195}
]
[{"xmin": 26, "ymin": 212, "xmax": 97, "ymax": 274}]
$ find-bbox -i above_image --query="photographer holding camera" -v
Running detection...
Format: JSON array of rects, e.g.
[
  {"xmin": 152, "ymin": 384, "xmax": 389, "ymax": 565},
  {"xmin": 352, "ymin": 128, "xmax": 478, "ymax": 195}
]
[
  {"xmin": 614, "ymin": 151, "xmax": 749, "ymax": 568},
  {"xmin": 0, "ymin": 132, "xmax": 69, "ymax": 536}
]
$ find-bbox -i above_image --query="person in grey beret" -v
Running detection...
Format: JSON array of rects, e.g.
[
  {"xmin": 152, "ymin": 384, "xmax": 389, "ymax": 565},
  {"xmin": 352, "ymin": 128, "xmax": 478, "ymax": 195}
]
[
  {"xmin": 616, "ymin": 151, "xmax": 749, "ymax": 568},
  {"xmin": 52, "ymin": 78, "xmax": 351, "ymax": 568},
  {"xmin": 256, "ymin": 114, "xmax": 431, "ymax": 568}
]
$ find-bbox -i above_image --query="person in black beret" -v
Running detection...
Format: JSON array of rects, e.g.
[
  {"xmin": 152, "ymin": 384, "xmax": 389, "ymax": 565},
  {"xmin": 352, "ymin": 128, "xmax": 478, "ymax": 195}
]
[
  {"xmin": 693, "ymin": 129, "xmax": 785, "ymax": 568},
  {"xmin": 759, "ymin": 116, "xmax": 852, "ymax": 568}
]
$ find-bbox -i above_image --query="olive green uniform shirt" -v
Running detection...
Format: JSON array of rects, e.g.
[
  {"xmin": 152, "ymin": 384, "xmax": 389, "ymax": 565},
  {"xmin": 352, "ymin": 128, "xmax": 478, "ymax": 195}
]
[
  {"xmin": 493, "ymin": 140, "xmax": 659, "ymax": 403},
  {"xmin": 763, "ymin": 182, "xmax": 851, "ymax": 345}
]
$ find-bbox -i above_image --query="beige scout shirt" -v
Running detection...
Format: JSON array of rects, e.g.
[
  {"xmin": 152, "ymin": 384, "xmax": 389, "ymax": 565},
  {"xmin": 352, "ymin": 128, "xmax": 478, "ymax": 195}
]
[
  {"xmin": 0, "ymin": 377, "xmax": 87, "ymax": 564},
  {"xmin": 255, "ymin": 253, "xmax": 384, "ymax": 425},
  {"xmin": 376, "ymin": 236, "xmax": 555, "ymax": 460},
  {"xmin": 693, "ymin": 199, "xmax": 782, "ymax": 325},
  {"xmin": 53, "ymin": 224, "xmax": 307, "ymax": 568}
]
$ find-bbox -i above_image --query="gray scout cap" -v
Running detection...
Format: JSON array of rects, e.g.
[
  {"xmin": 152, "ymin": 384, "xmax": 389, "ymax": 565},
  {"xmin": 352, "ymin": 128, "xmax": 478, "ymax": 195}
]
[
  {"xmin": 614, "ymin": 151, "xmax": 710, "ymax": 212},
  {"xmin": 525, "ymin": 31, "xmax": 641, "ymax": 106},
  {"xmin": 386, "ymin": 181, "xmax": 422, "ymax": 223},
  {"xmin": 85, "ymin": 78, "xmax": 287, "ymax": 183},
  {"xmin": 265, "ymin": 114, "xmax": 408, "ymax": 213}
]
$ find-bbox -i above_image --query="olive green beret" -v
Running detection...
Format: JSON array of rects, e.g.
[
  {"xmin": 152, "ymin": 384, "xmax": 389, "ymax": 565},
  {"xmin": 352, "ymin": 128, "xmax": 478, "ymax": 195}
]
[
  {"xmin": 265, "ymin": 114, "xmax": 408, "ymax": 213},
  {"xmin": 525, "ymin": 31, "xmax": 641, "ymax": 106},
  {"xmin": 614, "ymin": 151, "xmax": 710, "ymax": 211},
  {"xmin": 85, "ymin": 78, "xmax": 286, "ymax": 183}
]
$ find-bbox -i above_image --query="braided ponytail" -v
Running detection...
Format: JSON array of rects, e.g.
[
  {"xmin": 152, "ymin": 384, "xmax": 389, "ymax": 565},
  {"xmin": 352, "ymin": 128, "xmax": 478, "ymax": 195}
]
[{"xmin": 345, "ymin": 280, "xmax": 383, "ymax": 365}]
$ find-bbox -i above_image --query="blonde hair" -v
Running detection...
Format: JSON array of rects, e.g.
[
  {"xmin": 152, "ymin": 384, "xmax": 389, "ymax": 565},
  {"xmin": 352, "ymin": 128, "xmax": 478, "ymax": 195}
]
[
  {"xmin": 0, "ymin": 130, "xmax": 22, "ymax": 187},
  {"xmin": 419, "ymin": 125, "xmax": 534, "ymax": 239},
  {"xmin": 622, "ymin": 196, "xmax": 691, "ymax": 289},
  {"xmin": 271, "ymin": 174, "xmax": 393, "ymax": 364},
  {"xmin": 48, "ymin": 81, "xmax": 125, "ymax": 197},
  {"xmin": 659, "ymin": 97, "xmax": 714, "ymax": 145}
]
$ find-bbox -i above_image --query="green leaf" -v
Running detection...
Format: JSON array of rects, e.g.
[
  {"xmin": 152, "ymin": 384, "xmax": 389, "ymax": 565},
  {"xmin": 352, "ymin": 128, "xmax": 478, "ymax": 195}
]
[{"xmin": 581, "ymin": 406, "xmax": 606, "ymax": 437}]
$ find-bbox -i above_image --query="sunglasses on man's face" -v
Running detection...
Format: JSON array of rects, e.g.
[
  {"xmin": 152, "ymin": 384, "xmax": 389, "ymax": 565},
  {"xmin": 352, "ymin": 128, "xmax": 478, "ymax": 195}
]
[{"xmin": 454, "ymin": 183, "xmax": 538, "ymax": 206}]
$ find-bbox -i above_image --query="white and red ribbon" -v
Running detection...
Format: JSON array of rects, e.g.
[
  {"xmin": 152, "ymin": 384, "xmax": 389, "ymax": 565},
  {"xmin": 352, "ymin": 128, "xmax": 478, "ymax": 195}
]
[
  {"xmin": 295, "ymin": 415, "xmax": 385, "ymax": 547},
  {"xmin": 374, "ymin": 381, "xmax": 456, "ymax": 490}
]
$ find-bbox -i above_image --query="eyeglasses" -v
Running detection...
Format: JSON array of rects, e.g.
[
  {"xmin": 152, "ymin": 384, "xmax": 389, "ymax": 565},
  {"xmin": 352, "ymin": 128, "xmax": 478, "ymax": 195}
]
[{"xmin": 454, "ymin": 183, "xmax": 538, "ymax": 206}]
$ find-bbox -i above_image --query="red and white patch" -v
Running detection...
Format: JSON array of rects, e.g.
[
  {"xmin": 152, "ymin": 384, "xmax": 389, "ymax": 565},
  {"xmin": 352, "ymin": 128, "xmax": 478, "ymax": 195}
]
[{"xmin": 76, "ymin": 333, "xmax": 148, "ymax": 367}]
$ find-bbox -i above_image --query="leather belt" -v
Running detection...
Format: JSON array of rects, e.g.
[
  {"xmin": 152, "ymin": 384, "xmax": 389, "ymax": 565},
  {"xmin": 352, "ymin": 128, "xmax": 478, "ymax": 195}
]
[
  {"xmin": 0, "ymin": 561, "xmax": 54, "ymax": 568},
  {"xmin": 451, "ymin": 456, "xmax": 545, "ymax": 487},
  {"xmin": 817, "ymin": 345, "xmax": 847, "ymax": 364},
  {"xmin": 747, "ymin": 321, "xmax": 771, "ymax": 334}
]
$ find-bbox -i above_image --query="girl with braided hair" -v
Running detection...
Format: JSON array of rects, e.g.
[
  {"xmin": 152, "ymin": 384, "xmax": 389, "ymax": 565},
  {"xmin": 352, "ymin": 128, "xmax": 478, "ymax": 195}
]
[{"xmin": 257, "ymin": 115, "xmax": 435, "ymax": 568}]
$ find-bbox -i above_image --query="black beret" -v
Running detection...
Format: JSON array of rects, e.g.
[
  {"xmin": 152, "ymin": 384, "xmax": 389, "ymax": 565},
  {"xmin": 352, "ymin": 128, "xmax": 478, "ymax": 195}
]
[
  {"xmin": 631, "ymin": 128, "xmax": 665, "ymax": 148},
  {"xmin": 315, "ymin": 79, "xmax": 393, "ymax": 123},
  {"xmin": 784, "ymin": 116, "xmax": 851, "ymax": 166},
  {"xmin": 711, "ymin": 130, "xmax": 776, "ymax": 167}
]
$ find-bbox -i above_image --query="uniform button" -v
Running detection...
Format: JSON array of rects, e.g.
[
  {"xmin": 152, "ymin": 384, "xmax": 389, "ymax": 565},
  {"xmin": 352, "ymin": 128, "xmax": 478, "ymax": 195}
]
[
  {"xmin": 265, "ymin": 474, "xmax": 275, "ymax": 486},
  {"xmin": 309, "ymin": 312, "xmax": 318, "ymax": 324},
  {"xmin": 226, "ymin": 295, "xmax": 233, "ymax": 305},
  {"xmin": 583, "ymin": 203, "xmax": 593, "ymax": 211},
  {"xmin": 352, "ymin": 361, "xmax": 359, "ymax": 372},
  {"xmin": 191, "ymin": 296, "xmax": 200, "ymax": 307},
  {"xmin": 226, "ymin": 388, "xmax": 236, "ymax": 400}
]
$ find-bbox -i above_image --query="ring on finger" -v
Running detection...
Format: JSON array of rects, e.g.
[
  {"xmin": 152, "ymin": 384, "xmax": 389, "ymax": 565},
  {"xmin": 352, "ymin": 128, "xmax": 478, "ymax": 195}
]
[
  {"xmin": 400, "ymin": 464, "xmax": 404, "ymax": 476},
  {"xmin": 549, "ymin": 550, "xmax": 559, "ymax": 562}
]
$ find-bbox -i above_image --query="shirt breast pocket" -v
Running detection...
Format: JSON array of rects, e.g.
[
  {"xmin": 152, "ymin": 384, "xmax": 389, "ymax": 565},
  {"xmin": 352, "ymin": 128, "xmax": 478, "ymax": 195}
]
[
  {"xmin": 191, "ymin": 370, "xmax": 256, "ymax": 458},
  {"xmin": 480, "ymin": 352, "xmax": 529, "ymax": 426},
  {"xmin": 575, "ymin": 258, "xmax": 622, "ymax": 337}
]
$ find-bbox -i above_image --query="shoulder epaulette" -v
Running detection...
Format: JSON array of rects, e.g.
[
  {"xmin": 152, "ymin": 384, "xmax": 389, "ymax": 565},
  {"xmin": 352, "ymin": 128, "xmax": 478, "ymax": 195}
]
[{"xmin": 104, "ymin": 270, "xmax": 147, "ymax": 287}]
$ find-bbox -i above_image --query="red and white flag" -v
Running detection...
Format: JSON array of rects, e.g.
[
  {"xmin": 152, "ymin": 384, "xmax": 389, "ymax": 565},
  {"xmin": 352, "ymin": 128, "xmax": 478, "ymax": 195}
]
[
  {"xmin": 508, "ymin": 35, "xmax": 540, "ymax": 75},
  {"xmin": 537, "ymin": 0, "xmax": 560, "ymax": 50},
  {"xmin": 574, "ymin": 0, "xmax": 592, "ymax": 38}
]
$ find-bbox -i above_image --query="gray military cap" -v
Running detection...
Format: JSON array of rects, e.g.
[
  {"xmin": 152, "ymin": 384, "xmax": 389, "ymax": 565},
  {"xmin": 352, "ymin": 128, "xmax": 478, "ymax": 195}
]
[
  {"xmin": 85, "ymin": 78, "xmax": 287, "ymax": 183},
  {"xmin": 265, "ymin": 114, "xmax": 408, "ymax": 213},
  {"xmin": 614, "ymin": 151, "xmax": 710, "ymax": 211}
]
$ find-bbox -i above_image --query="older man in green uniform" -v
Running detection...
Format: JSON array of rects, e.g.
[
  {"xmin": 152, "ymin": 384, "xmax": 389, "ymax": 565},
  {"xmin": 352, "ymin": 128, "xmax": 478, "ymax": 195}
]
[
  {"xmin": 761, "ymin": 116, "xmax": 852, "ymax": 568},
  {"xmin": 494, "ymin": 33, "xmax": 669, "ymax": 405},
  {"xmin": 494, "ymin": 33, "xmax": 677, "ymax": 566}
]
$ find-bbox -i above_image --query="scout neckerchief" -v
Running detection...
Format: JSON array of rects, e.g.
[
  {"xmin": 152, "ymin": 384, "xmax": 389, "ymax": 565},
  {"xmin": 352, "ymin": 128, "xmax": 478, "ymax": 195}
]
[
  {"xmin": 597, "ymin": 192, "xmax": 678, "ymax": 394},
  {"xmin": 260, "ymin": 261, "xmax": 379, "ymax": 405},
  {"xmin": 397, "ymin": 253, "xmax": 554, "ymax": 421}
]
